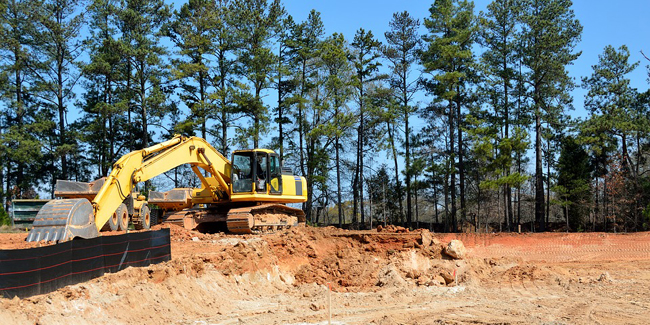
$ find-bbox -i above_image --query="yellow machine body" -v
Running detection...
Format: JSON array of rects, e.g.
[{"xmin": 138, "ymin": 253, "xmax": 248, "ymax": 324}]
[{"xmin": 26, "ymin": 136, "xmax": 307, "ymax": 242}]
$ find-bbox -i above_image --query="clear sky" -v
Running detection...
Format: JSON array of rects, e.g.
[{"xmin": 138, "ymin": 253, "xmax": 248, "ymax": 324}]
[{"xmin": 283, "ymin": 0, "xmax": 650, "ymax": 119}]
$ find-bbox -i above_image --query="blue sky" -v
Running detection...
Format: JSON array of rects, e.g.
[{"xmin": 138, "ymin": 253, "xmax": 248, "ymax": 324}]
[{"xmin": 283, "ymin": 0, "xmax": 650, "ymax": 120}]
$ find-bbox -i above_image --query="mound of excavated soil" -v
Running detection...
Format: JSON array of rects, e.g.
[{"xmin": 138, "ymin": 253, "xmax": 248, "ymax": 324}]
[{"xmin": 2, "ymin": 226, "xmax": 650, "ymax": 324}]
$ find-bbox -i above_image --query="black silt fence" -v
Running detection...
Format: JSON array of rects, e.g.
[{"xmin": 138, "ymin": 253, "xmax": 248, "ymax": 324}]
[{"xmin": 0, "ymin": 228, "xmax": 171, "ymax": 298}]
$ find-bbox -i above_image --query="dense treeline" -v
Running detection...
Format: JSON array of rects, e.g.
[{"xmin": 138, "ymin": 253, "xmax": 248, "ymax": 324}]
[{"xmin": 1, "ymin": 0, "xmax": 649, "ymax": 232}]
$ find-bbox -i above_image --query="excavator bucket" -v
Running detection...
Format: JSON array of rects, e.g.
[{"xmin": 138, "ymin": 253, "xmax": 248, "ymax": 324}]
[{"xmin": 26, "ymin": 198, "xmax": 100, "ymax": 242}]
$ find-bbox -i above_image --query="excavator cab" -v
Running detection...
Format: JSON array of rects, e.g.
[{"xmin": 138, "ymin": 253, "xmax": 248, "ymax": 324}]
[{"xmin": 231, "ymin": 150, "xmax": 282, "ymax": 194}]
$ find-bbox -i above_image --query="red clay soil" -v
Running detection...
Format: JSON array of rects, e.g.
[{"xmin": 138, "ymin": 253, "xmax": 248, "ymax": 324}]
[{"xmin": 1, "ymin": 225, "xmax": 650, "ymax": 324}]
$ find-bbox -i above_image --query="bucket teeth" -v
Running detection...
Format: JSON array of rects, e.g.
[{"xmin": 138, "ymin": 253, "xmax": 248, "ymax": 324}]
[
  {"xmin": 26, "ymin": 198, "xmax": 100, "ymax": 242},
  {"xmin": 25, "ymin": 227, "xmax": 67, "ymax": 242}
]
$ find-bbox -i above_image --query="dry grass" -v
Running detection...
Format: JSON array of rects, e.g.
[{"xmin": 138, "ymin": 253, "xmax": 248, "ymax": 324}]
[{"xmin": 0, "ymin": 225, "xmax": 25, "ymax": 233}]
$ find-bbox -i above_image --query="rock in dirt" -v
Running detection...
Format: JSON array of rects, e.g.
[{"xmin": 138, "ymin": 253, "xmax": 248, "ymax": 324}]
[
  {"xmin": 445, "ymin": 240, "xmax": 466, "ymax": 260},
  {"xmin": 309, "ymin": 303, "xmax": 324, "ymax": 311},
  {"xmin": 373, "ymin": 315, "xmax": 398, "ymax": 325},
  {"xmin": 420, "ymin": 230, "xmax": 432, "ymax": 247},
  {"xmin": 598, "ymin": 272, "xmax": 613, "ymax": 282},
  {"xmin": 440, "ymin": 271, "xmax": 455, "ymax": 285},
  {"xmin": 432, "ymin": 275, "xmax": 446, "ymax": 286},
  {"xmin": 376, "ymin": 265, "xmax": 407, "ymax": 287}
]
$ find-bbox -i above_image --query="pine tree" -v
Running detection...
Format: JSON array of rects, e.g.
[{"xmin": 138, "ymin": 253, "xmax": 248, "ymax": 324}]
[
  {"xmin": 478, "ymin": 0, "xmax": 522, "ymax": 230},
  {"xmin": 519, "ymin": 0, "xmax": 582, "ymax": 231},
  {"xmin": 82, "ymin": 0, "xmax": 128, "ymax": 177},
  {"xmin": 116, "ymin": 0, "xmax": 172, "ymax": 150},
  {"xmin": 421, "ymin": 0, "xmax": 476, "ymax": 231},
  {"xmin": 581, "ymin": 45, "xmax": 642, "ymax": 230},
  {"xmin": 321, "ymin": 32, "xmax": 354, "ymax": 227},
  {"xmin": 231, "ymin": 0, "xmax": 283, "ymax": 148},
  {"xmin": 381, "ymin": 11, "xmax": 421, "ymax": 229},
  {"xmin": 582, "ymin": 45, "xmax": 639, "ymax": 171},
  {"xmin": 166, "ymin": 0, "xmax": 220, "ymax": 141},
  {"xmin": 287, "ymin": 9, "xmax": 324, "ymax": 178},
  {"xmin": 0, "ymin": 0, "xmax": 43, "ymax": 201},
  {"xmin": 273, "ymin": 15, "xmax": 297, "ymax": 160},
  {"xmin": 29, "ymin": 0, "xmax": 85, "ymax": 181},
  {"xmin": 555, "ymin": 136, "xmax": 591, "ymax": 231},
  {"xmin": 349, "ymin": 28, "xmax": 382, "ymax": 227}
]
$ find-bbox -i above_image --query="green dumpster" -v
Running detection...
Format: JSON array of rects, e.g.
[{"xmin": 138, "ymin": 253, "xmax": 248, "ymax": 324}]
[{"xmin": 10, "ymin": 200, "xmax": 52, "ymax": 229}]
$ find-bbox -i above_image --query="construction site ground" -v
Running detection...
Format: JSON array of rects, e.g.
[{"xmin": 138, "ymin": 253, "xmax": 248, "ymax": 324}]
[{"xmin": 1, "ymin": 225, "xmax": 649, "ymax": 325}]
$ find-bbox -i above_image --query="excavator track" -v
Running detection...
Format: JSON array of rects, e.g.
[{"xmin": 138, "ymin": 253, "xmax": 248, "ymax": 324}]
[{"xmin": 226, "ymin": 204, "xmax": 305, "ymax": 234}]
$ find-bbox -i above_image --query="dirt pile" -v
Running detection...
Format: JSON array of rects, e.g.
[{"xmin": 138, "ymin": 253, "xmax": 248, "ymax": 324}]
[
  {"xmin": 1, "ymin": 227, "xmax": 650, "ymax": 324},
  {"xmin": 168, "ymin": 226, "xmax": 481, "ymax": 291}
]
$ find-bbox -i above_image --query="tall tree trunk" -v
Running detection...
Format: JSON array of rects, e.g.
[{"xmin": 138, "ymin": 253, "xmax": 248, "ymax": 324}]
[
  {"xmin": 444, "ymin": 161, "xmax": 449, "ymax": 232},
  {"xmin": 353, "ymin": 140, "xmax": 359, "ymax": 225},
  {"xmin": 4, "ymin": 165, "xmax": 10, "ymax": 212},
  {"xmin": 449, "ymin": 101, "xmax": 456, "ymax": 232},
  {"xmin": 591, "ymin": 176, "xmax": 600, "ymax": 231},
  {"xmin": 336, "ymin": 135, "xmax": 343, "ymax": 227},
  {"xmin": 140, "ymin": 61, "xmax": 148, "ymax": 149},
  {"xmin": 13, "ymin": 50, "xmax": 25, "ymax": 196},
  {"xmin": 535, "ymin": 100, "xmax": 545, "ymax": 231},
  {"xmin": 58, "ymin": 82, "xmax": 67, "ymax": 180},
  {"xmin": 603, "ymin": 175, "xmax": 609, "ymax": 231},
  {"xmin": 305, "ymin": 141, "xmax": 315, "ymax": 223},
  {"xmin": 126, "ymin": 61, "xmax": 133, "ymax": 151},
  {"xmin": 107, "ymin": 76, "xmax": 114, "ymax": 176},
  {"xmin": 434, "ymin": 183, "xmax": 439, "ymax": 226},
  {"xmin": 299, "ymin": 60, "xmax": 306, "ymax": 177},
  {"xmin": 546, "ymin": 136, "xmax": 551, "ymax": 226},
  {"xmin": 456, "ymin": 90, "xmax": 465, "ymax": 229},
  {"xmin": 0, "ymin": 165, "xmax": 4, "ymax": 210},
  {"xmin": 503, "ymin": 63, "xmax": 513, "ymax": 230},
  {"xmin": 359, "ymin": 86, "xmax": 365, "ymax": 228},
  {"xmin": 253, "ymin": 88, "xmax": 260, "ymax": 148},
  {"xmin": 414, "ymin": 179, "xmax": 419, "ymax": 229},
  {"xmin": 405, "ymin": 110, "xmax": 411, "ymax": 228},
  {"xmin": 387, "ymin": 121, "xmax": 404, "ymax": 223},
  {"xmin": 219, "ymin": 51, "xmax": 228, "ymax": 153},
  {"xmin": 277, "ymin": 53, "xmax": 284, "ymax": 160},
  {"xmin": 199, "ymin": 70, "xmax": 206, "ymax": 140}
]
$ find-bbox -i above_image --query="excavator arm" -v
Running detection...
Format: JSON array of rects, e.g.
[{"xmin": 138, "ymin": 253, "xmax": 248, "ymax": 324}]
[{"xmin": 27, "ymin": 135, "xmax": 233, "ymax": 242}]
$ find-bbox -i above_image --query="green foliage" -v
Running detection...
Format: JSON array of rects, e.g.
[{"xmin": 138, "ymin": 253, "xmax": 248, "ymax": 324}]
[
  {"xmin": 165, "ymin": 0, "xmax": 222, "ymax": 140},
  {"xmin": 118, "ymin": 0, "xmax": 173, "ymax": 149},
  {"xmin": 0, "ymin": 204, "xmax": 9, "ymax": 226},
  {"xmin": 381, "ymin": 11, "xmax": 421, "ymax": 227},
  {"xmin": 556, "ymin": 136, "xmax": 592, "ymax": 230},
  {"xmin": 231, "ymin": 0, "xmax": 284, "ymax": 148},
  {"xmin": 519, "ymin": 0, "xmax": 582, "ymax": 228},
  {"xmin": 643, "ymin": 203, "xmax": 650, "ymax": 230},
  {"xmin": 421, "ymin": 0, "xmax": 475, "ymax": 102},
  {"xmin": 580, "ymin": 45, "xmax": 640, "ymax": 164}
]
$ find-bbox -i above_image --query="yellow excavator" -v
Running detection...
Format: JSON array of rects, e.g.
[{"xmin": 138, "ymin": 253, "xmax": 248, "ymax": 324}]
[{"xmin": 26, "ymin": 135, "xmax": 307, "ymax": 242}]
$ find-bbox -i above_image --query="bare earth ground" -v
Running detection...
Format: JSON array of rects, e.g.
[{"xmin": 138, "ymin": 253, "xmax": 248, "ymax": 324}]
[{"xmin": 1, "ymin": 226, "xmax": 649, "ymax": 325}]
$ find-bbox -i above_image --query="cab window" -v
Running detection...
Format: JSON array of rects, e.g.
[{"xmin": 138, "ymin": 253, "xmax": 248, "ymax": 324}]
[
  {"xmin": 269, "ymin": 154, "xmax": 282, "ymax": 194},
  {"xmin": 232, "ymin": 153, "xmax": 253, "ymax": 192}
]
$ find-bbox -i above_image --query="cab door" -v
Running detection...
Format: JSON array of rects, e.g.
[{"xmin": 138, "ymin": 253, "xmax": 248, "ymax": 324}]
[
  {"xmin": 232, "ymin": 152, "xmax": 254, "ymax": 193},
  {"xmin": 269, "ymin": 154, "xmax": 282, "ymax": 194}
]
